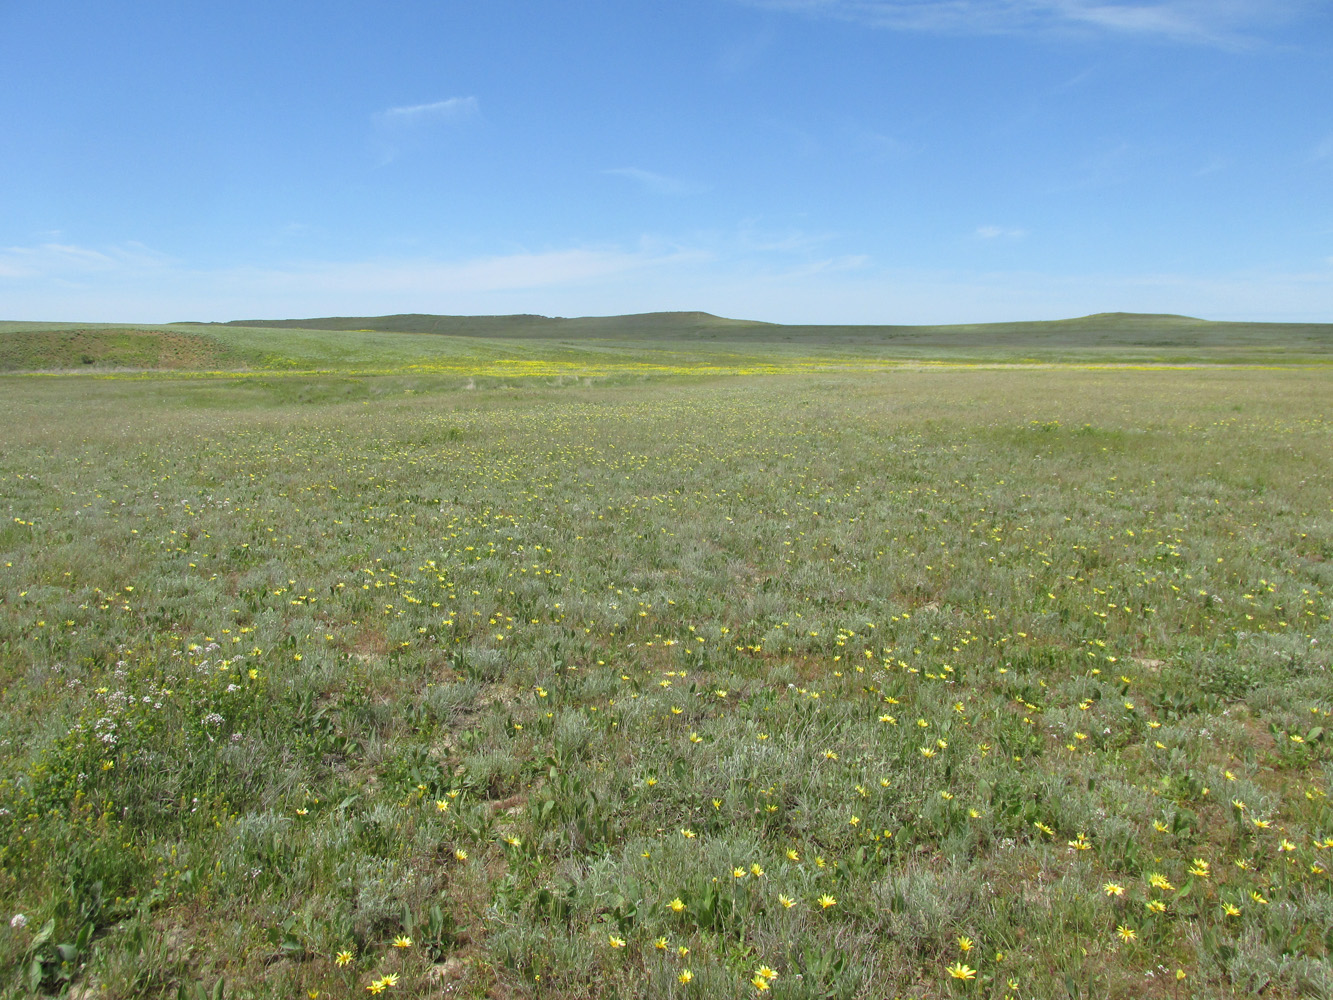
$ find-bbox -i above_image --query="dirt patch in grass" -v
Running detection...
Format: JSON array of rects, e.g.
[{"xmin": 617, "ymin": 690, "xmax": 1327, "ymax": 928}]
[{"xmin": 353, "ymin": 628, "xmax": 390, "ymax": 660}]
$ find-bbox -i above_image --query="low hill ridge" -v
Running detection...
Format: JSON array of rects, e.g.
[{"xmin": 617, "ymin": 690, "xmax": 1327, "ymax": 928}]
[
  {"xmin": 4, "ymin": 311, "xmax": 1331, "ymax": 372},
  {"xmin": 197, "ymin": 311, "xmax": 767, "ymax": 336}
]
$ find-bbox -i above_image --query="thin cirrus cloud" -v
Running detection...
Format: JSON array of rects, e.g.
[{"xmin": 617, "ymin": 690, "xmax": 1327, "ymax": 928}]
[
  {"xmin": 738, "ymin": 1, "xmax": 1309, "ymax": 44},
  {"xmin": 4, "ymin": 237, "xmax": 1332, "ymax": 324},
  {"xmin": 371, "ymin": 96, "xmax": 479, "ymax": 165},
  {"xmin": 0, "ymin": 240, "xmax": 694, "ymax": 293},
  {"xmin": 0, "ymin": 241, "xmax": 169, "ymax": 279},
  {"xmin": 244, "ymin": 245, "xmax": 710, "ymax": 296},
  {"xmin": 976, "ymin": 225, "xmax": 1028, "ymax": 239},
  {"xmin": 373, "ymin": 96, "xmax": 479, "ymax": 127}
]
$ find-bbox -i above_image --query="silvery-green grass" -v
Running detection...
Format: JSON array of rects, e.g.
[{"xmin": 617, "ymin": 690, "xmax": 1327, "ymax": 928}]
[{"xmin": 0, "ymin": 333, "xmax": 1331, "ymax": 998}]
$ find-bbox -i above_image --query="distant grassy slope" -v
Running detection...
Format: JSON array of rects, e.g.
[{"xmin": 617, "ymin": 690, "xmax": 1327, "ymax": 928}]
[
  {"xmin": 200, "ymin": 309, "xmax": 1333, "ymax": 351},
  {"xmin": 201, "ymin": 310, "xmax": 771, "ymax": 338},
  {"xmin": 3, "ymin": 312, "xmax": 1331, "ymax": 372},
  {"xmin": 778, "ymin": 312, "xmax": 1333, "ymax": 352}
]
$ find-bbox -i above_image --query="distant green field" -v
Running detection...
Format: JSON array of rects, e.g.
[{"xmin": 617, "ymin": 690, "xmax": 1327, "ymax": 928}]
[
  {"xmin": 1, "ymin": 363, "xmax": 1331, "ymax": 999},
  {"xmin": 2, "ymin": 310, "xmax": 1332, "ymax": 375}
]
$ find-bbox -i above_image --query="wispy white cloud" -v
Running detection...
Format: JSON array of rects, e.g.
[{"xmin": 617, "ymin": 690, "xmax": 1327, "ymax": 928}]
[
  {"xmin": 718, "ymin": 25, "xmax": 777, "ymax": 74},
  {"xmin": 1052, "ymin": 66, "xmax": 1098, "ymax": 90},
  {"xmin": 740, "ymin": 1, "xmax": 1309, "ymax": 44},
  {"xmin": 0, "ymin": 238, "xmax": 711, "ymax": 321},
  {"xmin": 0, "ymin": 239, "xmax": 704, "ymax": 293},
  {"xmin": 1313, "ymin": 135, "xmax": 1333, "ymax": 162},
  {"xmin": 0, "ymin": 243, "xmax": 108, "ymax": 279},
  {"xmin": 370, "ymin": 97, "xmax": 479, "ymax": 165},
  {"xmin": 237, "ymin": 245, "xmax": 710, "ymax": 296},
  {"xmin": 0, "ymin": 241, "xmax": 170, "ymax": 279},
  {"xmin": 975, "ymin": 225, "xmax": 1028, "ymax": 239},
  {"xmin": 374, "ymin": 96, "xmax": 479, "ymax": 127},
  {"xmin": 4, "ymin": 235, "xmax": 1330, "ymax": 325},
  {"xmin": 735, "ymin": 221, "xmax": 838, "ymax": 253},
  {"xmin": 766, "ymin": 254, "xmax": 872, "ymax": 279},
  {"xmin": 603, "ymin": 167, "xmax": 696, "ymax": 196}
]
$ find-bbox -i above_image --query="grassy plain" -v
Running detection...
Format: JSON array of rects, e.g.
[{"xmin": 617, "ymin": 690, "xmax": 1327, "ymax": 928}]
[
  {"xmin": 4, "ymin": 310, "xmax": 1333, "ymax": 374},
  {"xmin": 0, "ymin": 326, "xmax": 1331, "ymax": 999}
]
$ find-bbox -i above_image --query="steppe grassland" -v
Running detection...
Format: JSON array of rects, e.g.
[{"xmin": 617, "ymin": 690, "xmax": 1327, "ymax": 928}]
[{"xmin": 0, "ymin": 367, "xmax": 1330, "ymax": 999}]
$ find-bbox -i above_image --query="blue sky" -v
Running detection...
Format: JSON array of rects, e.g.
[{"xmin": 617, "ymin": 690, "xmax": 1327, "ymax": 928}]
[{"xmin": 2, "ymin": 0, "xmax": 1331, "ymax": 324}]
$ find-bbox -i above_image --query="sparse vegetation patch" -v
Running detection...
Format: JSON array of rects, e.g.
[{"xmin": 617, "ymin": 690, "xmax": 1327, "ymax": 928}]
[
  {"xmin": 0, "ymin": 358, "xmax": 1329, "ymax": 999},
  {"xmin": 0, "ymin": 329, "xmax": 244, "ymax": 373}
]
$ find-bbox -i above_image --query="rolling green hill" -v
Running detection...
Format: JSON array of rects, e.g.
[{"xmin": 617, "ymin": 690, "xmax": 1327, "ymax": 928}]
[
  {"xmin": 193, "ymin": 310, "xmax": 1333, "ymax": 355},
  {"xmin": 198, "ymin": 310, "xmax": 771, "ymax": 338},
  {"xmin": 2, "ymin": 311, "xmax": 1330, "ymax": 373}
]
